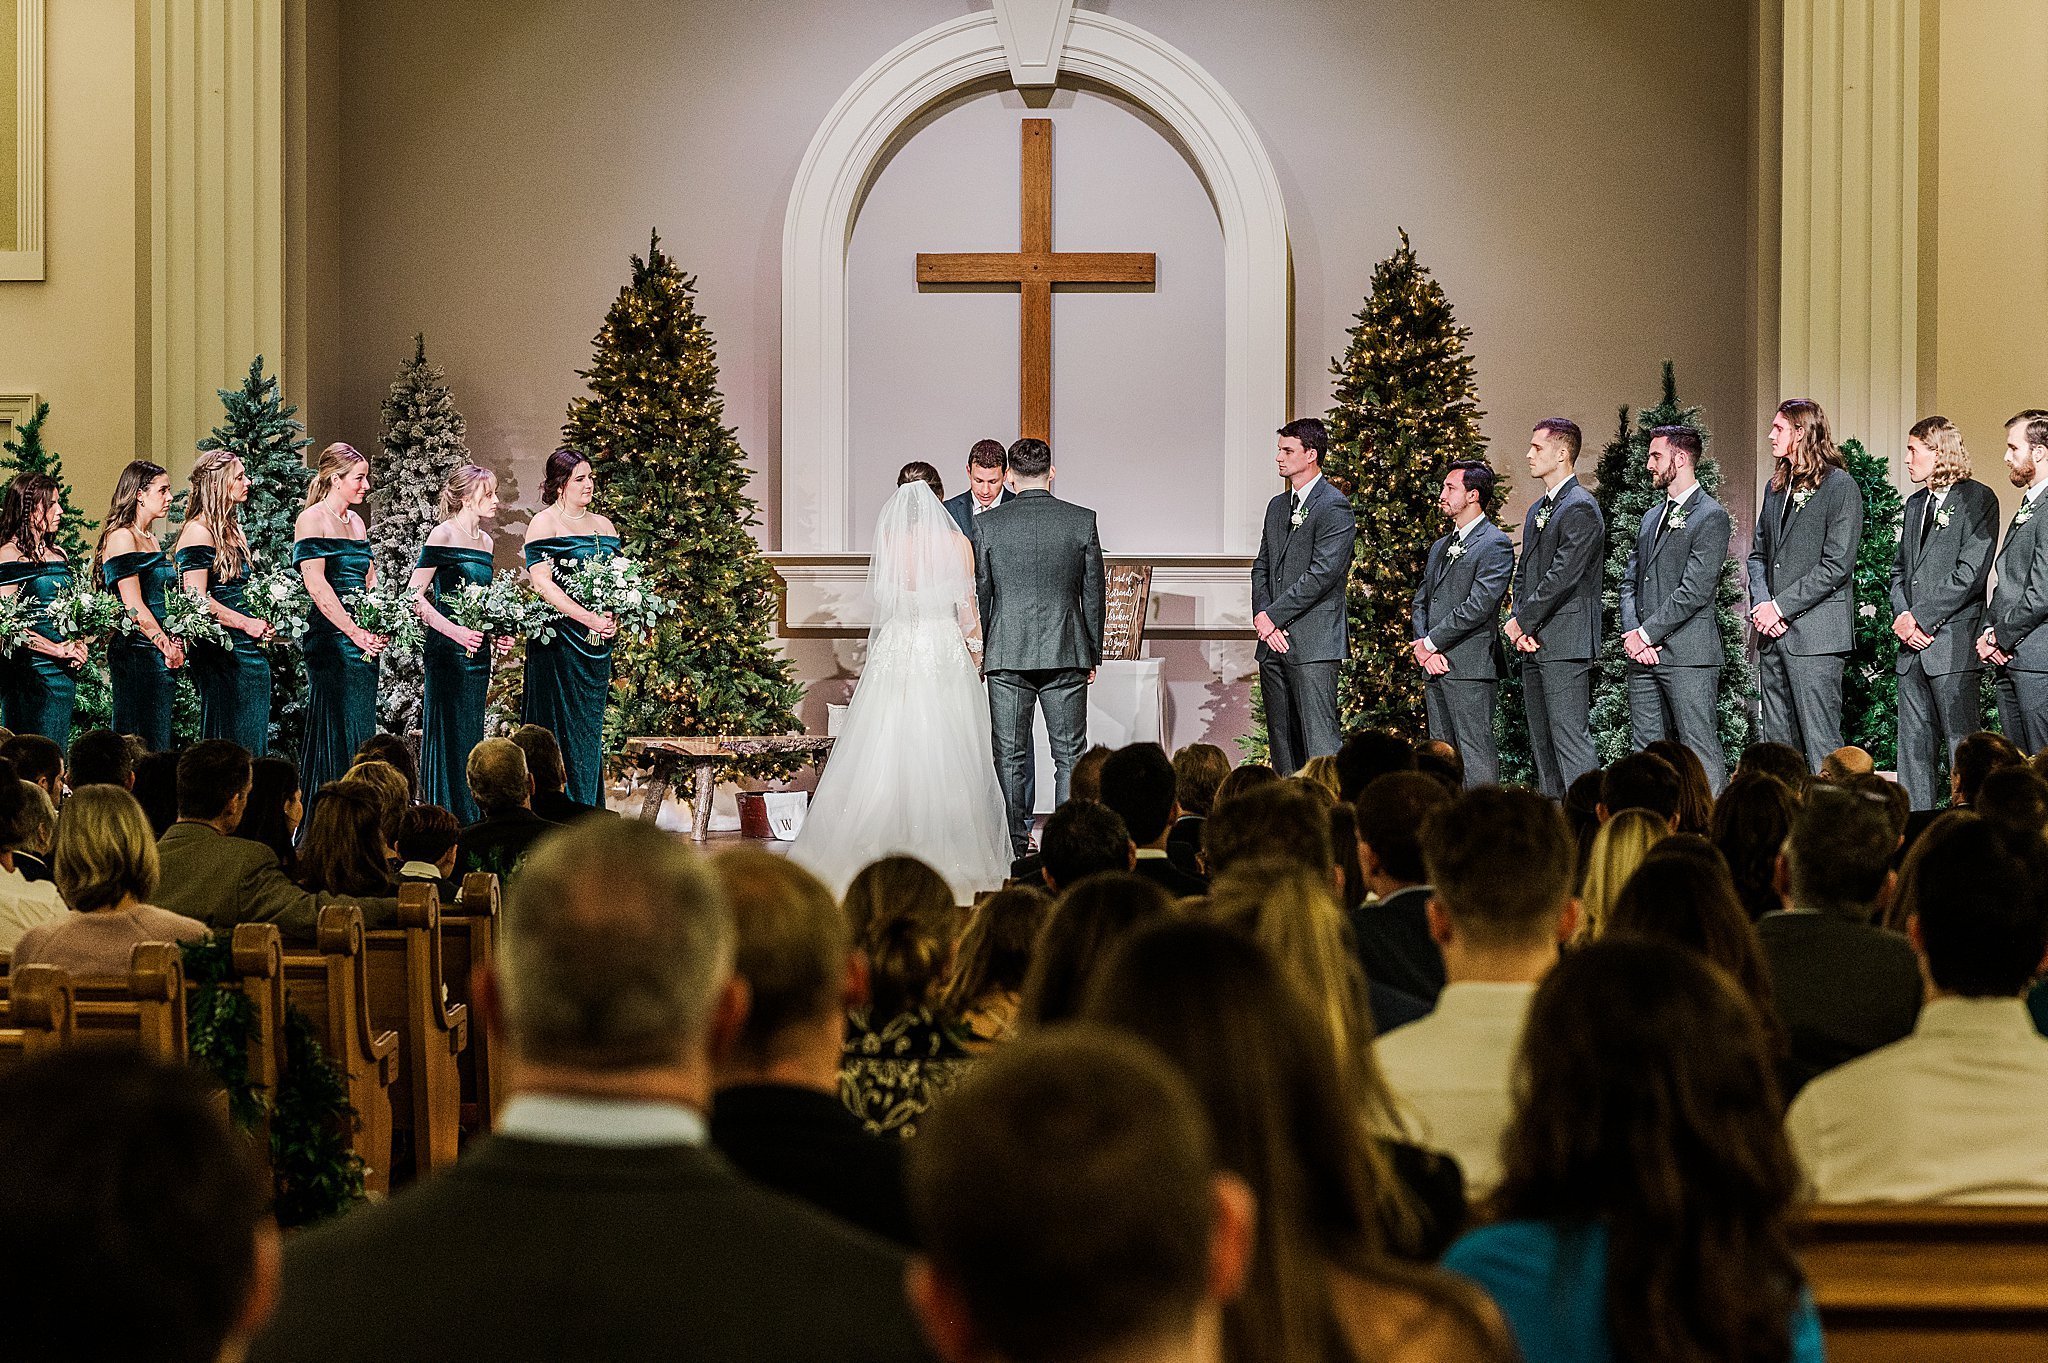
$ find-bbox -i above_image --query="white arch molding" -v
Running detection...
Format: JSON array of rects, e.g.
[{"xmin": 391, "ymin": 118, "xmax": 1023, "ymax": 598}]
[{"xmin": 780, "ymin": 9, "xmax": 1290, "ymax": 555}]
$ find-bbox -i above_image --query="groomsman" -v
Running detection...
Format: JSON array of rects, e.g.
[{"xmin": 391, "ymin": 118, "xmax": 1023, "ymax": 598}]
[
  {"xmin": 1747, "ymin": 399, "xmax": 1862, "ymax": 773},
  {"xmin": 1504, "ymin": 418, "xmax": 1604, "ymax": 799},
  {"xmin": 1891, "ymin": 416, "xmax": 1997, "ymax": 808},
  {"xmin": 1979, "ymin": 411, "xmax": 2048, "ymax": 754},
  {"xmin": 1411, "ymin": 460, "xmax": 1514, "ymax": 785},
  {"xmin": 1620, "ymin": 426, "xmax": 1734, "ymax": 793},
  {"xmin": 1252, "ymin": 418, "xmax": 1357, "ymax": 776},
  {"xmin": 944, "ymin": 438, "xmax": 1015, "ymax": 538}
]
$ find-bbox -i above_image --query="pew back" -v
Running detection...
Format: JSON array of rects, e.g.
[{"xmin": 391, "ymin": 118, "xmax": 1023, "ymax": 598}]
[
  {"xmin": 282, "ymin": 905, "xmax": 398, "ymax": 1195},
  {"xmin": 441, "ymin": 871, "xmax": 503, "ymax": 1133},
  {"xmin": 0, "ymin": 964, "xmax": 72, "ymax": 1066},
  {"xmin": 365, "ymin": 883, "xmax": 469, "ymax": 1181}
]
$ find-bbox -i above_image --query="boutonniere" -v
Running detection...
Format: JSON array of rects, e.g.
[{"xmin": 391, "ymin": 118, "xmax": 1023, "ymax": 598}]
[
  {"xmin": 1667, "ymin": 510, "xmax": 1689, "ymax": 531},
  {"xmin": 1791, "ymin": 488, "xmax": 1815, "ymax": 512},
  {"xmin": 1534, "ymin": 506, "xmax": 1553, "ymax": 533},
  {"xmin": 1446, "ymin": 542, "xmax": 1467, "ymax": 563},
  {"xmin": 1290, "ymin": 506, "xmax": 1308, "ymax": 529},
  {"xmin": 2018, "ymin": 505, "xmax": 2035, "ymax": 528},
  {"xmin": 1935, "ymin": 506, "xmax": 1952, "ymax": 529}
]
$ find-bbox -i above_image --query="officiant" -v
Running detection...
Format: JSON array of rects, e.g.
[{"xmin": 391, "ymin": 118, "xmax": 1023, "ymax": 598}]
[{"xmin": 944, "ymin": 439, "xmax": 1016, "ymax": 538}]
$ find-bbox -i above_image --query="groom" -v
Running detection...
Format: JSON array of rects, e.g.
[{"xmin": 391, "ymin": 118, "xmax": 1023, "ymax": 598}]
[{"xmin": 975, "ymin": 437, "xmax": 1106, "ymax": 859}]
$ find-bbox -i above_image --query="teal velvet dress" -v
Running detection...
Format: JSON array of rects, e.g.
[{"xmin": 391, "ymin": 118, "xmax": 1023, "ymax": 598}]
[
  {"xmin": 0, "ymin": 557, "xmax": 77, "ymax": 747},
  {"xmin": 295, "ymin": 537, "xmax": 376, "ymax": 796},
  {"xmin": 521, "ymin": 535, "xmax": 616, "ymax": 808},
  {"xmin": 103, "ymin": 549, "xmax": 179, "ymax": 752},
  {"xmin": 419, "ymin": 544, "xmax": 494, "ymax": 824},
  {"xmin": 176, "ymin": 543, "xmax": 271, "ymax": 755}
]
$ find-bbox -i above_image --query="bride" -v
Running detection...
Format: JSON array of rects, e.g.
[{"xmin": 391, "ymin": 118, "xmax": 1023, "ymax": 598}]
[{"xmin": 788, "ymin": 478, "xmax": 1013, "ymax": 903}]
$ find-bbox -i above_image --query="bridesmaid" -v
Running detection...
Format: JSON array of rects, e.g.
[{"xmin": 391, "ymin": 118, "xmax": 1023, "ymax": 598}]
[
  {"xmin": 0, "ymin": 473, "xmax": 87, "ymax": 747},
  {"xmin": 411, "ymin": 464, "xmax": 505, "ymax": 824},
  {"xmin": 293, "ymin": 443, "xmax": 387, "ymax": 797},
  {"xmin": 521, "ymin": 448, "xmax": 618, "ymax": 809},
  {"xmin": 97, "ymin": 460, "xmax": 185, "ymax": 752},
  {"xmin": 174, "ymin": 450, "xmax": 274, "ymax": 754}
]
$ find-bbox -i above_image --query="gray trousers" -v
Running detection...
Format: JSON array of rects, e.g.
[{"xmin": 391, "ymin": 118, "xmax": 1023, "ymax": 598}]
[
  {"xmin": 1523, "ymin": 657, "xmax": 1596, "ymax": 799},
  {"xmin": 1897, "ymin": 664, "xmax": 1982, "ymax": 809},
  {"xmin": 1424, "ymin": 677, "xmax": 1498, "ymax": 786},
  {"xmin": 1758, "ymin": 646, "xmax": 1845, "ymax": 773},
  {"xmin": 1627, "ymin": 662, "xmax": 1727, "ymax": 794},
  {"xmin": 988, "ymin": 667, "xmax": 1088, "ymax": 858},
  {"xmin": 1995, "ymin": 666, "xmax": 2048, "ymax": 756},
  {"xmin": 1261, "ymin": 657, "xmax": 1342, "ymax": 776}
]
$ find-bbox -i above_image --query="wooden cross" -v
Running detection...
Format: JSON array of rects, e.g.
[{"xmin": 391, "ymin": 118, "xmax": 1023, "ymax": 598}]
[{"xmin": 916, "ymin": 118, "xmax": 1157, "ymax": 443}]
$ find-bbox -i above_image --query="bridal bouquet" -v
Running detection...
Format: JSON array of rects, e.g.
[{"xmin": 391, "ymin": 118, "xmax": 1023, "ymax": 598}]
[
  {"xmin": 532, "ymin": 552, "xmax": 673, "ymax": 646},
  {"xmin": 343, "ymin": 582, "xmax": 426, "ymax": 660},
  {"xmin": 0, "ymin": 592, "xmax": 40, "ymax": 655},
  {"xmin": 441, "ymin": 574, "xmax": 539, "ymax": 655},
  {"xmin": 157, "ymin": 588, "xmax": 233, "ymax": 649},
  {"xmin": 41, "ymin": 581, "xmax": 126, "ymax": 642},
  {"xmin": 245, "ymin": 568, "xmax": 312, "ymax": 643}
]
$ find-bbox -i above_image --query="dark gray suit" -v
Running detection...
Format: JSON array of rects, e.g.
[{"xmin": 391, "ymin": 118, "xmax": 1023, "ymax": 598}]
[
  {"xmin": 1252, "ymin": 477, "xmax": 1357, "ymax": 775},
  {"xmin": 1621, "ymin": 486, "xmax": 1734, "ymax": 792},
  {"xmin": 943, "ymin": 486, "xmax": 1014, "ymax": 539},
  {"xmin": 975, "ymin": 489, "xmax": 1106, "ymax": 855},
  {"xmin": 1987, "ymin": 487, "xmax": 2048, "ymax": 754},
  {"xmin": 1508, "ymin": 476, "xmax": 1604, "ymax": 798},
  {"xmin": 1411, "ymin": 518, "xmax": 1512, "ymax": 785},
  {"xmin": 1890, "ymin": 478, "xmax": 1997, "ymax": 806},
  {"xmin": 1746, "ymin": 466, "xmax": 1863, "ymax": 772}
]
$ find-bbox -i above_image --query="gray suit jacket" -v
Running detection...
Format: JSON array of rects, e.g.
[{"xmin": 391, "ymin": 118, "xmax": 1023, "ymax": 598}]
[
  {"xmin": 154, "ymin": 822, "xmax": 397, "ymax": 944},
  {"xmin": 1411, "ymin": 519, "xmax": 1512, "ymax": 680},
  {"xmin": 943, "ymin": 486, "xmax": 1013, "ymax": 539},
  {"xmin": 1252, "ymin": 477, "xmax": 1357, "ymax": 665},
  {"xmin": 1746, "ymin": 465, "xmax": 1863, "ymax": 655},
  {"xmin": 1890, "ymin": 479, "xmax": 1997, "ymax": 677},
  {"xmin": 1620, "ymin": 488, "xmax": 1732, "ymax": 666},
  {"xmin": 1509, "ymin": 476, "xmax": 1603, "ymax": 660},
  {"xmin": 1989, "ymin": 490, "xmax": 2048, "ymax": 672},
  {"xmin": 974, "ymin": 489, "xmax": 1105, "ymax": 672}
]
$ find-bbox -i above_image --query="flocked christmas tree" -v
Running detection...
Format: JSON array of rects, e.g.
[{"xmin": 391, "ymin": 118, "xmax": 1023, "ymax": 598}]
[
  {"xmin": 197, "ymin": 358, "xmax": 312, "ymax": 757},
  {"xmin": 0, "ymin": 401, "xmax": 111, "ymax": 726},
  {"xmin": 561, "ymin": 232, "xmax": 802, "ymax": 774},
  {"xmin": 1586, "ymin": 363, "xmax": 1756, "ymax": 768},
  {"xmin": 1841, "ymin": 437, "xmax": 1902, "ymax": 769},
  {"xmin": 371, "ymin": 335, "xmax": 475, "ymax": 735}
]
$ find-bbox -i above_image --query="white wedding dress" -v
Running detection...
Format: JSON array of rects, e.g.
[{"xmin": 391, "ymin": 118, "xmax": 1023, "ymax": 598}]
[{"xmin": 788, "ymin": 482, "xmax": 1014, "ymax": 903}]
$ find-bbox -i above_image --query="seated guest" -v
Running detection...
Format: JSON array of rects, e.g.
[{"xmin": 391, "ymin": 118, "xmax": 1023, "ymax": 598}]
[
  {"xmin": 1333, "ymin": 729, "xmax": 1416, "ymax": 803},
  {"xmin": 353, "ymin": 732, "xmax": 419, "ymax": 801},
  {"xmin": 1713, "ymin": 771, "xmax": 1798, "ymax": 921},
  {"xmin": 905, "ymin": 1028, "xmax": 1256, "ymax": 1363},
  {"xmin": 1575, "ymin": 808, "xmax": 1668, "ymax": 943},
  {"xmin": 1037, "ymin": 799, "xmax": 1133, "ymax": 892},
  {"xmin": 1376, "ymin": 787, "xmax": 1579, "ymax": 1196},
  {"xmin": 395, "ymin": 804, "xmax": 464, "ymax": 901},
  {"xmin": 1413, "ymin": 737, "xmax": 1466, "ymax": 793},
  {"xmin": 1903, "ymin": 728, "xmax": 2024, "ymax": 851},
  {"xmin": 249, "ymin": 818, "xmax": 930, "ymax": 1363},
  {"xmin": 1201, "ymin": 780, "xmax": 1333, "ymax": 879},
  {"xmin": 1352, "ymin": 771, "xmax": 1454, "ymax": 1013},
  {"xmin": 1084, "ymin": 922, "xmax": 1511, "ymax": 1358},
  {"xmin": 1, "ymin": 732, "xmax": 62, "ymax": 804},
  {"xmin": 1211, "ymin": 761, "xmax": 1278, "ymax": 811},
  {"xmin": 1736, "ymin": 740, "xmax": 1813, "ymax": 797},
  {"xmin": 0, "ymin": 763, "xmax": 64, "ymax": 949},
  {"xmin": 1100, "ymin": 742, "xmax": 1206, "ymax": 897},
  {"xmin": 1596, "ymin": 750, "xmax": 1681, "ymax": 827},
  {"xmin": 13, "ymin": 785, "xmax": 207, "ymax": 975},
  {"xmin": 1329, "ymin": 803, "xmax": 1367, "ymax": 913},
  {"xmin": 1563, "ymin": 768, "xmax": 1604, "ymax": 886},
  {"xmin": 157, "ymin": 740, "xmax": 395, "ymax": 942},
  {"xmin": 1758, "ymin": 785, "xmax": 1921, "ymax": 1096},
  {"xmin": 456, "ymin": 738, "xmax": 558, "ymax": 881},
  {"xmin": 131, "ymin": 750, "xmax": 180, "ymax": 836},
  {"xmin": 8, "ymin": 776, "xmax": 54, "ymax": 887},
  {"xmin": 943, "ymin": 884, "xmax": 1052, "ymax": 1051},
  {"xmin": 341, "ymin": 758, "xmax": 409, "ymax": 852},
  {"xmin": 841, "ymin": 855, "xmax": 970, "ymax": 1140},
  {"xmin": 512, "ymin": 723, "xmax": 611, "ymax": 823},
  {"xmin": 1821, "ymin": 745, "xmax": 1875, "ymax": 783},
  {"xmin": 1296, "ymin": 753, "xmax": 1342, "ymax": 799},
  {"xmin": 1845, "ymin": 769, "xmax": 1912, "ymax": 873},
  {"xmin": 1, "ymin": 1048, "xmax": 279, "ymax": 1363},
  {"xmin": 1167, "ymin": 742, "xmax": 1229, "ymax": 877},
  {"xmin": 1973, "ymin": 765, "xmax": 2048, "ymax": 842},
  {"xmin": 1789, "ymin": 814, "xmax": 2048, "ymax": 1202},
  {"xmin": 1068, "ymin": 743, "xmax": 1113, "ymax": 805},
  {"xmin": 235, "ymin": 756, "xmax": 303, "ymax": 876},
  {"xmin": 1444, "ymin": 939, "xmax": 1822, "ymax": 1363},
  {"xmin": 709, "ymin": 848, "xmax": 912, "ymax": 1245},
  {"xmin": 296, "ymin": 782, "xmax": 398, "ymax": 898},
  {"xmin": 67, "ymin": 727, "xmax": 136, "ymax": 790},
  {"xmin": 1645, "ymin": 738, "xmax": 1715, "ymax": 830},
  {"xmin": 1017, "ymin": 872, "xmax": 1175, "ymax": 1029}
]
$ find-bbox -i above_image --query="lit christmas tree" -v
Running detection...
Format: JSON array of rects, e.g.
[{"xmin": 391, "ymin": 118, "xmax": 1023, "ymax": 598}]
[
  {"xmin": 0, "ymin": 401, "xmax": 111, "ymax": 727},
  {"xmin": 1841, "ymin": 436, "xmax": 1902, "ymax": 768},
  {"xmin": 561, "ymin": 232, "xmax": 802, "ymax": 774}
]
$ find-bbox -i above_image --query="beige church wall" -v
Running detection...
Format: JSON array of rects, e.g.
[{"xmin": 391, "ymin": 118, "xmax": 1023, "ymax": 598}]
[{"xmin": 0, "ymin": 0, "xmax": 139, "ymax": 522}]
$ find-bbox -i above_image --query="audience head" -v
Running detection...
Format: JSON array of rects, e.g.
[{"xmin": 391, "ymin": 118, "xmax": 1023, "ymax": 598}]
[
  {"xmin": 1975, "ymin": 766, "xmax": 2048, "ymax": 840},
  {"xmin": 1327, "ymin": 803, "xmax": 1366, "ymax": 913},
  {"xmin": 1353, "ymin": 770, "xmax": 1452, "ymax": 892},
  {"xmin": 67, "ymin": 727, "xmax": 134, "ymax": 791},
  {"xmin": 297, "ymin": 782, "xmax": 394, "ymax": 898},
  {"xmin": 0, "ymin": 732, "xmax": 61, "ymax": 797},
  {"xmin": 1202, "ymin": 781, "xmax": 1333, "ymax": 879},
  {"xmin": 396, "ymin": 803, "xmax": 462, "ymax": 874},
  {"xmin": 1820, "ymin": 745, "xmax": 1874, "ymax": 784},
  {"xmin": 1844, "ymin": 771, "xmax": 1910, "ymax": 847},
  {"xmin": 1098, "ymin": 742, "xmax": 1181, "ymax": 847},
  {"xmin": 340, "ymin": 760, "xmax": 408, "ymax": 845},
  {"xmin": 1563, "ymin": 767, "xmax": 1605, "ymax": 882},
  {"xmin": 1294, "ymin": 754, "xmax": 1341, "ymax": 800},
  {"xmin": 131, "ymin": 752, "xmax": 179, "ymax": 838},
  {"xmin": 1285, "ymin": 774, "xmax": 1336, "ymax": 813},
  {"xmin": 352, "ymin": 733, "xmax": 418, "ymax": 801},
  {"xmin": 906, "ymin": 1027, "xmax": 1250, "ymax": 1363},
  {"xmin": 1333, "ymin": 730, "xmax": 1415, "ymax": 804},
  {"xmin": 1577, "ymin": 808, "xmax": 1670, "ymax": 944},
  {"xmin": 1019, "ymin": 873, "xmax": 1175, "ymax": 1029},
  {"xmin": 174, "ymin": 740, "xmax": 253, "ymax": 830},
  {"xmin": 1643, "ymin": 739, "xmax": 1713, "ymax": 834},
  {"xmin": 12, "ymin": 780, "xmax": 52, "ymax": 858},
  {"xmin": 1711, "ymin": 772, "xmax": 1798, "ymax": 921},
  {"xmin": 237, "ymin": 756, "xmax": 302, "ymax": 864},
  {"xmin": 0, "ymin": 1048, "xmax": 277, "ymax": 1363},
  {"xmin": 945, "ymin": 885, "xmax": 1053, "ymax": 1015},
  {"xmin": 53, "ymin": 784, "xmax": 160, "ymax": 912},
  {"xmin": 1170, "ymin": 744, "xmax": 1230, "ymax": 819},
  {"xmin": 1902, "ymin": 814, "xmax": 2048, "ymax": 998},
  {"xmin": 1420, "ymin": 787, "xmax": 1578, "ymax": 958},
  {"xmin": 1598, "ymin": 751, "xmax": 1681, "ymax": 827},
  {"xmin": 848, "ymin": 855, "xmax": 962, "ymax": 1018},
  {"xmin": 466, "ymin": 737, "xmax": 533, "ymax": 815},
  {"xmin": 509, "ymin": 724, "xmax": 570, "ymax": 798},
  {"xmin": 1068, "ymin": 744, "xmax": 1113, "ymax": 806},
  {"xmin": 1736, "ymin": 741, "xmax": 1811, "ymax": 798},
  {"xmin": 1780, "ymin": 784, "xmax": 1896, "ymax": 921},
  {"xmin": 0, "ymin": 757, "xmax": 24, "ymax": 851},
  {"xmin": 495, "ymin": 817, "xmax": 736, "ymax": 1077},
  {"xmin": 1412, "ymin": 738, "xmax": 1465, "ymax": 793},
  {"xmin": 1212, "ymin": 762, "xmax": 1278, "ymax": 809},
  {"xmin": 1953, "ymin": 730, "xmax": 2022, "ymax": 804},
  {"xmin": 710, "ymin": 849, "xmax": 851, "ymax": 1069},
  {"xmin": 1039, "ymin": 799, "xmax": 1134, "ymax": 892}
]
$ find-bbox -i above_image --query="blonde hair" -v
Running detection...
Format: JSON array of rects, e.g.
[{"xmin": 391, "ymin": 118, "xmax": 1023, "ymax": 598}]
[
  {"xmin": 340, "ymin": 759, "xmax": 409, "ymax": 843},
  {"xmin": 438, "ymin": 463, "xmax": 498, "ymax": 519},
  {"xmin": 304, "ymin": 442, "xmax": 367, "ymax": 508},
  {"xmin": 188, "ymin": 450, "xmax": 251, "ymax": 582},
  {"xmin": 1577, "ymin": 808, "xmax": 1671, "ymax": 944},
  {"xmin": 1769, "ymin": 399, "xmax": 1843, "ymax": 494},
  {"xmin": 54, "ymin": 785, "xmax": 161, "ymax": 912},
  {"xmin": 1295, "ymin": 754, "xmax": 1342, "ymax": 799},
  {"xmin": 1908, "ymin": 415, "xmax": 1972, "ymax": 492}
]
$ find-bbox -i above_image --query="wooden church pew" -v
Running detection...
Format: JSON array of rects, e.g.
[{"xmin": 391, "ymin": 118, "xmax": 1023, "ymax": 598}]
[
  {"xmin": 440, "ymin": 872, "xmax": 504, "ymax": 1135},
  {"xmin": 366, "ymin": 883, "xmax": 469, "ymax": 1181},
  {"xmin": 1799, "ymin": 1203, "xmax": 2048, "ymax": 1362},
  {"xmin": 70, "ymin": 941, "xmax": 189, "ymax": 1062},
  {"xmin": 282, "ymin": 905, "xmax": 398, "ymax": 1195},
  {"xmin": 226, "ymin": 923, "xmax": 289, "ymax": 1155},
  {"xmin": 0, "ymin": 964, "xmax": 72, "ymax": 1066}
]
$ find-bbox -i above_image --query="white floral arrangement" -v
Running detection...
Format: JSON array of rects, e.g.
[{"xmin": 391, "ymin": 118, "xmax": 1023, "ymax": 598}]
[
  {"xmin": 157, "ymin": 588, "xmax": 233, "ymax": 649},
  {"xmin": 1934, "ymin": 506, "xmax": 1952, "ymax": 529},
  {"xmin": 442, "ymin": 573, "xmax": 543, "ymax": 655},
  {"xmin": 1446, "ymin": 542, "xmax": 1467, "ymax": 563},
  {"xmin": 343, "ymin": 582, "xmax": 427, "ymax": 661},
  {"xmin": 245, "ymin": 569, "xmax": 312, "ymax": 643},
  {"xmin": 0, "ymin": 592, "xmax": 40, "ymax": 655},
  {"xmin": 532, "ymin": 552, "xmax": 674, "ymax": 647},
  {"xmin": 42, "ymin": 581, "xmax": 127, "ymax": 642}
]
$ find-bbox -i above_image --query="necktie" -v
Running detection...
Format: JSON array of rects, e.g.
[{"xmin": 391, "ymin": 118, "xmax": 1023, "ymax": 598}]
[
  {"xmin": 1919, "ymin": 496, "xmax": 1938, "ymax": 549},
  {"xmin": 1289, "ymin": 490, "xmax": 1303, "ymax": 522},
  {"xmin": 1654, "ymin": 498, "xmax": 1677, "ymax": 549}
]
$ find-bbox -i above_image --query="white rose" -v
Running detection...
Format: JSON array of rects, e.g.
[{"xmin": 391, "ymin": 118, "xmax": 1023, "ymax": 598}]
[{"xmin": 626, "ymin": 589, "xmax": 643, "ymax": 606}]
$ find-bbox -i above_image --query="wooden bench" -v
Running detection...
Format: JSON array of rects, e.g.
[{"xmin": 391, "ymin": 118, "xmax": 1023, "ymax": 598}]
[
  {"xmin": 282, "ymin": 905, "xmax": 398, "ymax": 1195},
  {"xmin": 440, "ymin": 872, "xmax": 504, "ymax": 1135},
  {"xmin": 623, "ymin": 735, "xmax": 836, "ymax": 840},
  {"xmin": 1799, "ymin": 1203, "xmax": 2048, "ymax": 1361},
  {"xmin": 71, "ymin": 942, "xmax": 189, "ymax": 1062},
  {"xmin": 223, "ymin": 923, "xmax": 289, "ymax": 1154},
  {"xmin": 366, "ymin": 883, "xmax": 469, "ymax": 1181},
  {"xmin": 0, "ymin": 964, "xmax": 72, "ymax": 1065}
]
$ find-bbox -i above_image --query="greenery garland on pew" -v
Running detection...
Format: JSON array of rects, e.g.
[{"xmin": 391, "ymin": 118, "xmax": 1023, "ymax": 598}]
[{"xmin": 180, "ymin": 934, "xmax": 367, "ymax": 1227}]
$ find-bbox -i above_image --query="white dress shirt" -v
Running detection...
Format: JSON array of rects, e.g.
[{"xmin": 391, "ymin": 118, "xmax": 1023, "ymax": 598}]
[
  {"xmin": 0, "ymin": 862, "xmax": 66, "ymax": 951},
  {"xmin": 497, "ymin": 1093, "xmax": 708, "ymax": 1148},
  {"xmin": 1373, "ymin": 980, "xmax": 1538, "ymax": 1195},
  {"xmin": 1787, "ymin": 996, "xmax": 2048, "ymax": 1204}
]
